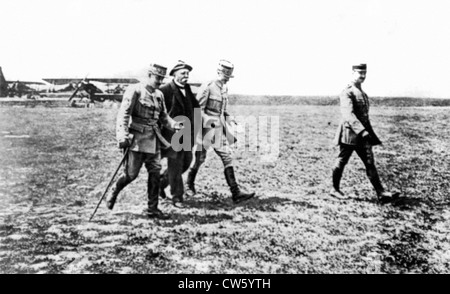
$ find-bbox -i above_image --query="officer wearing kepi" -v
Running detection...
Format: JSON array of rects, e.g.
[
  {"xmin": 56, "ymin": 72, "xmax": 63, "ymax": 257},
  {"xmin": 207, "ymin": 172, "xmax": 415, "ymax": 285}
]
[
  {"xmin": 185, "ymin": 60, "xmax": 255, "ymax": 204},
  {"xmin": 331, "ymin": 63, "xmax": 399, "ymax": 203},
  {"xmin": 159, "ymin": 60, "xmax": 200, "ymax": 208},
  {"xmin": 105, "ymin": 63, "xmax": 183, "ymax": 219}
]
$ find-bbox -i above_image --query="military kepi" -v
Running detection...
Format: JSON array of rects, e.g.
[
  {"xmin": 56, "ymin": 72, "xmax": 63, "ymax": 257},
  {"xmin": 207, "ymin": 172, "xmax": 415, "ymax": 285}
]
[
  {"xmin": 148, "ymin": 64, "xmax": 168, "ymax": 77},
  {"xmin": 169, "ymin": 60, "xmax": 193, "ymax": 76},
  {"xmin": 352, "ymin": 63, "xmax": 367, "ymax": 71},
  {"xmin": 218, "ymin": 60, "xmax": 234, "ymax": 78}
]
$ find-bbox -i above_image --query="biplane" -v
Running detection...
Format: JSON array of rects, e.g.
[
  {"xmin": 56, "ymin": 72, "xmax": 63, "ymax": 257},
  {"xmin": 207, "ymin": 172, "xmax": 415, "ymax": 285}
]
[
  {"xmin": 43, "ymin": 76, "xmax": 202, "ymax": 106},
  {"xmin": 0, "ymin": 66, "xmax": 50, "ymax": 99},
  {"xmin": 42, "ymin": 77, "xmax": 141, "ymax": 105},
  {"xmin": 1, "ymin": 66, "xmax": 202, "ymax": 105}
]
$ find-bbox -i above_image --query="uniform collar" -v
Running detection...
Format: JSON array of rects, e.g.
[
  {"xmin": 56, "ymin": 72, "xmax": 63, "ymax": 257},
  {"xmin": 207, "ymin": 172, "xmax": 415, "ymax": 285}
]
[
  {"xmin": 350, "ymin": 81, "xmax": 363, "ymax": 91},
  {"xmin": 214, "ymin": 79, "xmax": 224, "ymax": 89},
  {"xmin": 144, "ymin": 83, "xmax": 156, "ymax": 93}
]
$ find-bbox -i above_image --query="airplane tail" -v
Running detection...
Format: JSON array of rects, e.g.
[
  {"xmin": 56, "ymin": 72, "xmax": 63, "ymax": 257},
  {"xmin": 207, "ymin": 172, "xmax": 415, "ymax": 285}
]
[{"xmin": 0, "ymin": 66, "xmax": 8, "ymax": 97}]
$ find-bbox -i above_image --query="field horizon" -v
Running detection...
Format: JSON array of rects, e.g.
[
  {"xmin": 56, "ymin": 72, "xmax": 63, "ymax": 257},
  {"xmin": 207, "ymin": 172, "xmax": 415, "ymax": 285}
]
[{"xmin": 2, "ymin": 94, "xmax": 450, "ymax": 108}]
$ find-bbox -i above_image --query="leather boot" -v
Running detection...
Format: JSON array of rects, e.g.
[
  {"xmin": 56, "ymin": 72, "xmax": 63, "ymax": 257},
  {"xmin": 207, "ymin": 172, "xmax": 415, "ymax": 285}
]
[
  {"xmin": 185, "ymin": 167, "xmax": 198, "ymax": 197},
  {"xmin": 224, "ymin": 166, "xmax": 255, "ymax": 204},
  {"xmin": 330, "ymin": 167, "xmax": 347, "ymax": 199},
  {"xmin": 105, "ymin": 175, "xmax": 130, "ymax": 210},
  {"xmin": 172, "ymin": 196, "xmax": 186, "ymax": 208},
  {"xmin": 367, "ymin": 167, "xmax": 384, "ymax": 194},
  {"xmin": 185, "ymin": 150, "xmax": 204, "ymax": 197},
  {"xmin": 146, "ymin": 171, "xmax": 169, "ymax": 220},
  {"xmin": 105, "ymin": 187, "xmax": 120, "ymax": 210},
  {"xmin": 366, "ymin": 167, "xmax": 399, "ymax": 203},
  {"xmin": 377, "ymin": 190, "xmax": 400, "ymax": 204},
  {"xmin": 159, "ymin": 171, "xmax": 168, "ymax": 199}
]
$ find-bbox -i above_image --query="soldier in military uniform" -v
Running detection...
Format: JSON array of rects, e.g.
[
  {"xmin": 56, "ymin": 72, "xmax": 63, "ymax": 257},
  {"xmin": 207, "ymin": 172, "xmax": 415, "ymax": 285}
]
[
  {"xmin": 105, "ymin": 64, "xmax": 183, "ymax": 219},
  {"xmin": 331, "ymin": 63, "xmax": 399, "ymax": 203},
  {"xmin": 185, "ymin": 60, "xmax": 255, "ymax": 204},
  {"xmin": 159, "ymin": 60, "xmax": 200, "ymax": 208}
]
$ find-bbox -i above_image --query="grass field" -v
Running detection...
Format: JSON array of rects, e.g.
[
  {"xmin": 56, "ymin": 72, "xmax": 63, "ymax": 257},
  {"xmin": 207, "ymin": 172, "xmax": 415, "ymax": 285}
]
[{"xmin": 0, "ymin": 100, "xmax": 449, "ymax": 274}]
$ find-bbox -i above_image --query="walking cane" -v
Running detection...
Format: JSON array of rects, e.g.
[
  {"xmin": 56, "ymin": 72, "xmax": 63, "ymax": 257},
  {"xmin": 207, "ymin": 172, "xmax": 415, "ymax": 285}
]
[{"xmin": 89, "ymin": 136, "xmax": 133, "ymax": 222}]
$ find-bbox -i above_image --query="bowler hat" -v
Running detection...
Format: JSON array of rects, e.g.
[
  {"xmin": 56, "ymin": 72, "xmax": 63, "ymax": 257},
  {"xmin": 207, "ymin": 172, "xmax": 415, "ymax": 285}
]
[
  {"xmin": 352, "ymin": 64, "xmax": 367, "ymax": 71},
  {"xmin": 148, "ymin": 64, "xmax": 168, "ymax": 77},
  {"xmin": 218, "ymin": 60, "xmax": 234, "ymax": 78},
  {"xmin": 169, "ymin": 60, "xmax": 193, "ymax": 76}
]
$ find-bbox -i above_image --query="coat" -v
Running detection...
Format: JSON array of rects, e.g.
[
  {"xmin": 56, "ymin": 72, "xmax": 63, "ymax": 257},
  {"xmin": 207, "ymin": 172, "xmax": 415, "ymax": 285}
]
[
  {"xmin": 196, "ymin": 79, "xmax": 237, "ymax": 146},
  {"xmin": 333, "ymin": 83, "xmax": 382, "ymax": 146},
  {"xmin": 116, "ymin": 83, "xmax": 177, "ymax": 154},
  {"xmin": 159, "ymin": 80, "xmax": 200, "ymax": 158}
]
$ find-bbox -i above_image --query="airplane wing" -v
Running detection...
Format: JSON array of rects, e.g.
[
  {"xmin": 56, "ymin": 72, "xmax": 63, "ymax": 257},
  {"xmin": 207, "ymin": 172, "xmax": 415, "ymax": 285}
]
[
  {"xmin": 43, "ymin": 78, "xmax": 140, "ymax": 85},
  {"xmin": 6, "ymin": 80, "xmax": 47, "ymax": 85}
]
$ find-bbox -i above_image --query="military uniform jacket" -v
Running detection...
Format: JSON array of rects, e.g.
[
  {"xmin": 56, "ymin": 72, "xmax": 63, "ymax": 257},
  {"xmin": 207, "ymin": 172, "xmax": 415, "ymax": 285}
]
[
  {"xmin": 196, "ymin": 80, "xmax": 236, "ymax": 145},
  {"xmin": 159, "ymin": 80, "xmax": 200, "ymax": 157},
  {"xmin": 116, "ymin": 83, "xmax": 176, "ymax": 154},
  {"xmin": 333, "ymin": 83, "xmax": 382, "ymax": 146}
]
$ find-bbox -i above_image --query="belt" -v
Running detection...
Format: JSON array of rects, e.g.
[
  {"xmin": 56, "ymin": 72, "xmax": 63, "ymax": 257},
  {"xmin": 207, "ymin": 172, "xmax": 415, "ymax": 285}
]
[{"xmin": 130, "ymin": 119, "xmax": 171, "ymax": 149}]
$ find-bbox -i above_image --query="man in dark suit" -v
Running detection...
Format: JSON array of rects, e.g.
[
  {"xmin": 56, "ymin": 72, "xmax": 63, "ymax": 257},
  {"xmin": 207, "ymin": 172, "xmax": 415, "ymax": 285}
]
[
  {"xmin": 159, "ymin": 61, "xmax": 200, "ymax": 208},
  {"xmin": 331, "ymin": 63, "xmax": 399, "ymax": 203}
]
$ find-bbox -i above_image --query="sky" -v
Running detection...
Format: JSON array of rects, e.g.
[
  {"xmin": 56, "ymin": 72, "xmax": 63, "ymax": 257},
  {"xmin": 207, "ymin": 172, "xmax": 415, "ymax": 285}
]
[{"xmin": 1, "ymin": 0, "xmax": 450, "ymax": 97}]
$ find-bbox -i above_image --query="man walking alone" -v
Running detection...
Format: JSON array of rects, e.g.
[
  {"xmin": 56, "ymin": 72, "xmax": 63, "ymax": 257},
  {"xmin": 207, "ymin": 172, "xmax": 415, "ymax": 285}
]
[{"xmin": 331, "ymin": 63, "xmax": 399, "ymax": 203}]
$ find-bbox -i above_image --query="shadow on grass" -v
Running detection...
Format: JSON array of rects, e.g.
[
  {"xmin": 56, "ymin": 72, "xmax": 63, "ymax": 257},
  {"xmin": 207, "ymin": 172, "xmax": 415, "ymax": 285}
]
[
  {"xmin": 106, "ymin": 210, "xmax": 235, "ymax": 227},
  {"xmin": 110, "ymin": 211, "xmax": 150, "ymax": 220},
  {"xmin": 182, "ymin": 194, "xmax": 292, "ymax": 212},
  {"xmin": 390, "ymin": 197, "xmax": 429, "ymax": 209},
  {"xmin": 351, "ymin": 195, "xmax": 428, "ymax": 208},
  {"xmin": 156, "ymin": 213, "xmax": 234, "ymax": 228},
  {"xmin": 348, "ymin": 195, "xmax": 380, "ymax": 205},
  {"xmin": 88, "ymin": 197, "xmax": 292, "ymax": 227}
]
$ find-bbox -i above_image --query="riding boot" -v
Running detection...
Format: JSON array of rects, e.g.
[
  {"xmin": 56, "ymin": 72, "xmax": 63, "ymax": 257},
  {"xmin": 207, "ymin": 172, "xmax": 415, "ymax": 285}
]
[
  {"xmin": 367, "ymin": 167, "xmax": 385, "ymax": 198},
  {"xmin": 159, "ymin": 170, "xmax": 168, "ymax": 199},
  {"xmin": 224, "ymin": 166, "xmax": 255, "ymax": 204},
  {"xmin": 366, "ymin": 167, "xmax": 399, "ymax": 203},
  {"xmin": 105, "ymin": 175, "xmax": 130, "ymax": 210},
  {"xmin": 185, "ymin": 150, "xmax": 203, "ymax": 197},
  {"xmin": 185, "ymin": 167, "xmax": 198, "ymax": 197},
  {"xmin": 330, "ymin": 167, "xmax": 347, "ymax": 199},
  {"xmin": 146, "ymin": 171, "xmax": 169, "ymax": 219}
]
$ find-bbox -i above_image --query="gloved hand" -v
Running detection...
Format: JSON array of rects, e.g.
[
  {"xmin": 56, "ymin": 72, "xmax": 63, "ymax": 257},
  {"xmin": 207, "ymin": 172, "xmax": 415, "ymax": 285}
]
[
  {"xmin": 118, "ymin": 138, "xmax": 131, "ymax": 149},
  {"xmin": 361, "ymin": 130, "xmax": 370, "ymax": 138},
  {"xmin": 359, "ymin": 130, "xmax": 372, "ymax": 144},
  {"xmin": 174, "ymin": 121, "xmax": 184, "ymax": 131},
  {"xmin": 206, "ymin": 117, "xmax": 220, "ymax": 128}
]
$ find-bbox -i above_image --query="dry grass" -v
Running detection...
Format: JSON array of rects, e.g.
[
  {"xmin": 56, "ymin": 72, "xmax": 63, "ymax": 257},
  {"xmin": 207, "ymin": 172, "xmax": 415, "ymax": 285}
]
[{"xmin": 0, "ymin": 102, "xmax": 449, "ymax": 274}]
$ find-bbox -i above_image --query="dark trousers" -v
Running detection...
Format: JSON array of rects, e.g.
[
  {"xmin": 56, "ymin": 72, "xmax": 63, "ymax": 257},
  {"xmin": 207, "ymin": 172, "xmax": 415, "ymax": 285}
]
[
  {"xmin": 332, "ymin": 142, "xmax": 384, "ymax": 193},
  {"xmin": 114, "ymin": 150, "xmax": 161, "ymax": 210},
  {"xmin": 160, "ymin": 151, "xmax": 193, "ymax": 200}
]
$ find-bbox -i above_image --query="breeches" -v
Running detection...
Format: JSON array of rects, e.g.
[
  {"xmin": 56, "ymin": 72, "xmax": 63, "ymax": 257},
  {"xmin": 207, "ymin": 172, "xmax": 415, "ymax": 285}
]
[
  {"xmin": 333, "ymin": 142, "xmax": 383, "ymax": 191},
  {"xmin": 333, "ymin": 143, "xmax": 375, "ymax": 170},
  {"xmin": 123, "ymin": 150, "xmax": 161, "ymax": 181},
  {"xmin": 194, "ymin": 143, "xmax": 233, "ymax": 169}
]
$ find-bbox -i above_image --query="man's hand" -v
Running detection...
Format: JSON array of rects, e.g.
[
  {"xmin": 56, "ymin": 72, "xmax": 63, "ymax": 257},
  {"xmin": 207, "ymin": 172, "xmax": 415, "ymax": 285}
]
[
  {"xmin": 359, "ymin": 130, "xmax": 372, "ymax": 144},
  {"xmin": 174, "ymin": 121, "xmax": 184, "ymax": 131},
  {"xmin": 206, "ymin": 117, "xmax": 220, "ymax": 128},
  {"xmin": 361, "ymin": 130, "xmax": 371, "ymax": 141},
  {"xmin": 118, "ymin": 138, "xmax": 131, "ymax": 149}
]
